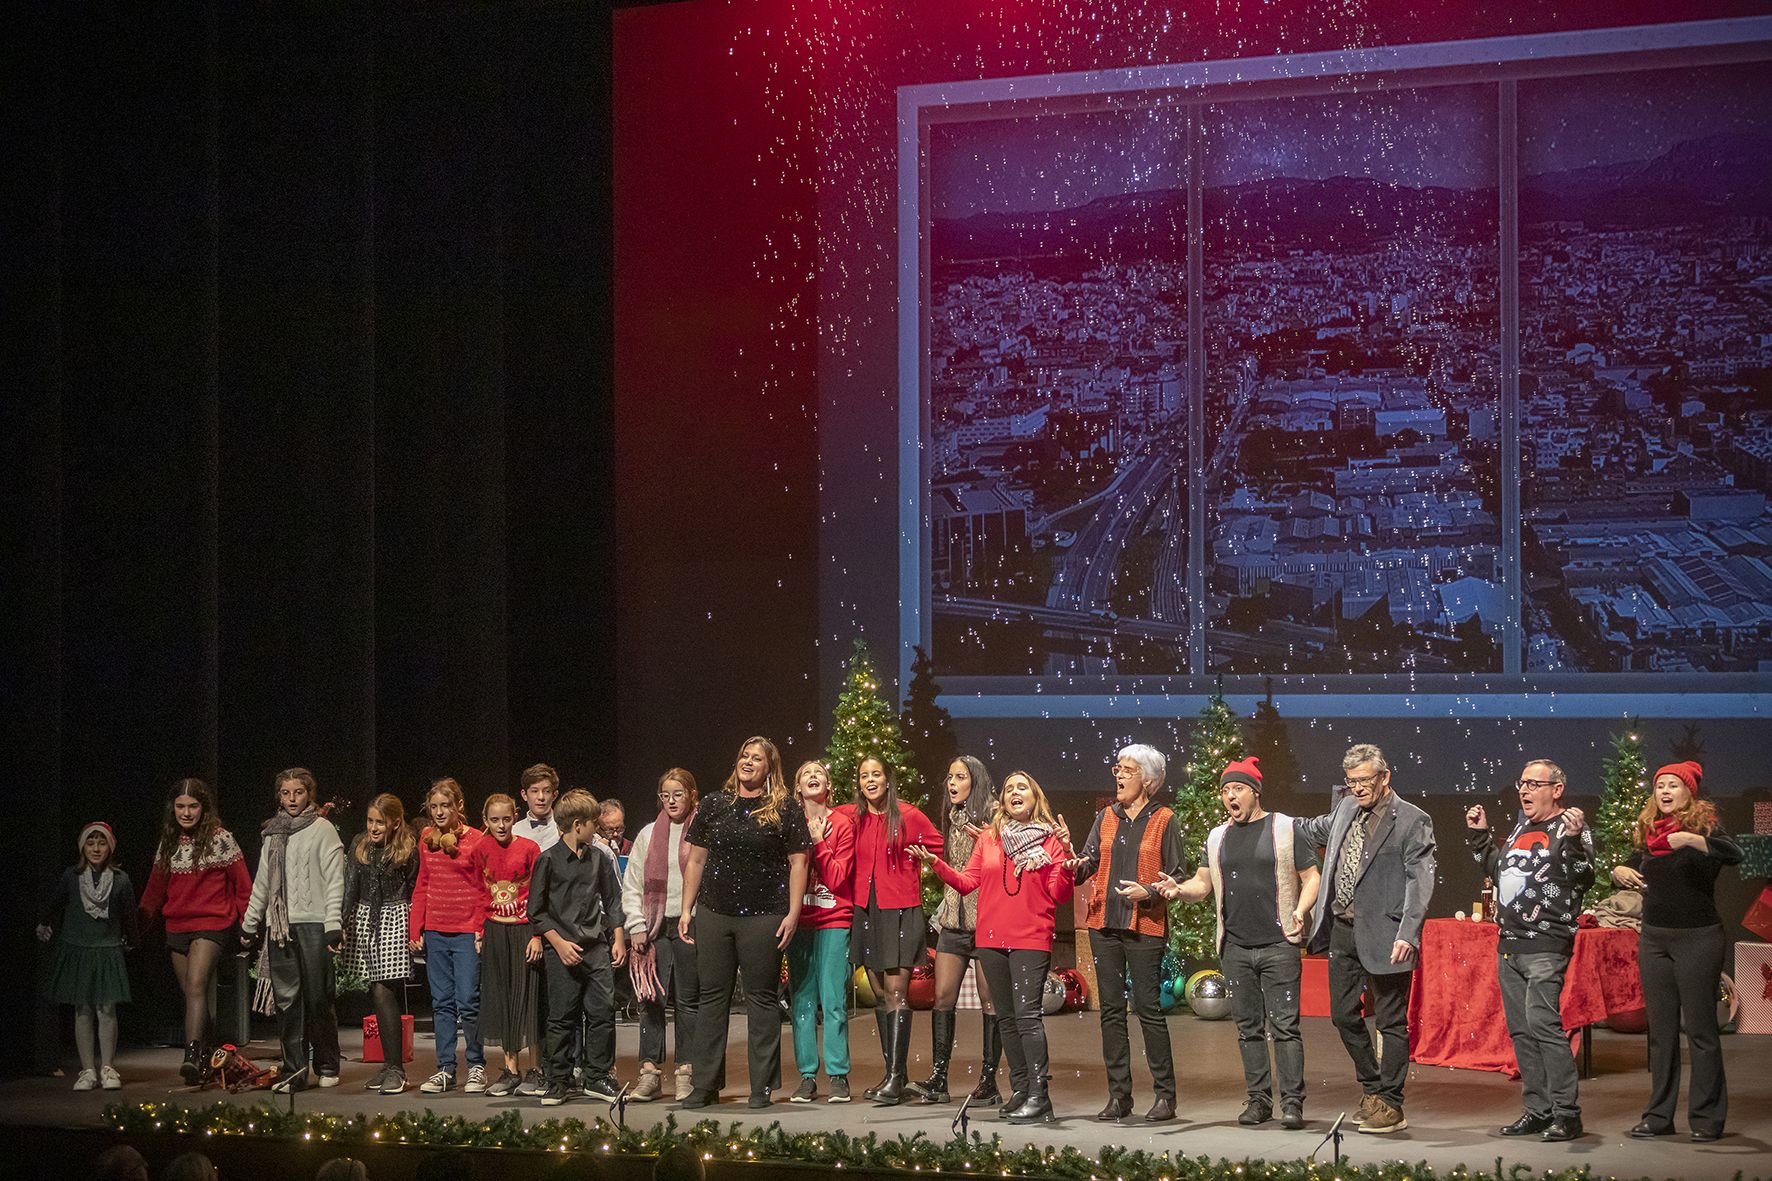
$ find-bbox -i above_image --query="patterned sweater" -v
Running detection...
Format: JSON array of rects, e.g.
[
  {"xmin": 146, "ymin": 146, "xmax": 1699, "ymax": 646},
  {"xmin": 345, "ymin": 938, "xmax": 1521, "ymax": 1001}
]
[
  {"xmin": 1468, "ymin": 813, "xmax": 1594, "ymax": 953},
  {"xmin": 140, "ymin": 829, "xmax": 252, "ymax": 932}
]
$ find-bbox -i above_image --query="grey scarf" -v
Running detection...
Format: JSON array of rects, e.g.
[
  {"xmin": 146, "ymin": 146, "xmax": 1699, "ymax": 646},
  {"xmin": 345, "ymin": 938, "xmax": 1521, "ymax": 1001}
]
[{"xmin": 253, "ymin": 804, "xmax": 319, "ymax": 1014}]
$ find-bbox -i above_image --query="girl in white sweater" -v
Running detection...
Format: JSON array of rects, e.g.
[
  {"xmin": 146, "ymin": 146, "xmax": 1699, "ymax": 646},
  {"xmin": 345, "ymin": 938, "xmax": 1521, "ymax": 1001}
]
[{"xmin": 240, "ymin": 767, "xmax": 346, "ymax": 1092}]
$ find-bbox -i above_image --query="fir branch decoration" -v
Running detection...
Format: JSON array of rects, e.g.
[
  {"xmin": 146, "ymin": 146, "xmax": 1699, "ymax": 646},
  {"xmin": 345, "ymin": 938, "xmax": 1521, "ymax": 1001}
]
[{"xmin": 1588, "ymin": 719, "xmax": 1648, "ymax": 905}]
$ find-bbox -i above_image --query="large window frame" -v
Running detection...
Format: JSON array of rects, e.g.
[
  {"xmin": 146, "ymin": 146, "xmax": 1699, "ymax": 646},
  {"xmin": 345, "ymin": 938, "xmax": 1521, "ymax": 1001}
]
[{"xmin": 897, "ymin": 16, "xmax": 1772, "ymax": 718}]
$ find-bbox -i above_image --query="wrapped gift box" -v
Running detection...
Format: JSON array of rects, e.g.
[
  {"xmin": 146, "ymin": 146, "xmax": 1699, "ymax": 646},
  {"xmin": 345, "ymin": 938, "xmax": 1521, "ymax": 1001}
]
[
  {"xmin": 1737, "ymin": 833, "xmax": 1772, "ymax": 879},
  {"xmin": 1736, "ymin": 942, "xmax": 1772, "ymax": 1035},
  {"xmin": 362, "ymin": 1013, "xmax": 414, "ymax": 1063},
  {"xmin": 1753, "ymin": 801, "xmax": 1772, "ymax": 836}
]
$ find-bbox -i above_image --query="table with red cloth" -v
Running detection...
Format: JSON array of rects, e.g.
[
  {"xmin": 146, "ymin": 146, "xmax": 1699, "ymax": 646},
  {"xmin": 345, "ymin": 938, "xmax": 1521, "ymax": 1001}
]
[{"xmin": 1407, "ymin": 918, "xmax": 1642, "ymax": 1078}]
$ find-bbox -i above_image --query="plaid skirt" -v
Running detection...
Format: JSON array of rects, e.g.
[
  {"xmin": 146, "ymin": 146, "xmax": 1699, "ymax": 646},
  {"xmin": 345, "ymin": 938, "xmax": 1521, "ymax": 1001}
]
[{"xmin": 343, "ymin": 901, "xmax": 412, "ymax": 982}]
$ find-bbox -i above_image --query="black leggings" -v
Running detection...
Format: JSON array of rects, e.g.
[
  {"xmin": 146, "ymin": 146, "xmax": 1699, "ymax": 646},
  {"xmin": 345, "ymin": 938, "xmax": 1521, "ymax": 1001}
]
[
  {"xmin": 371, "ymin": 980, "xmax": 406, "ymax": 1070},
  {"xmin": 974, "ymin": 947, "xmax": 1050, "ymax": 1094}
]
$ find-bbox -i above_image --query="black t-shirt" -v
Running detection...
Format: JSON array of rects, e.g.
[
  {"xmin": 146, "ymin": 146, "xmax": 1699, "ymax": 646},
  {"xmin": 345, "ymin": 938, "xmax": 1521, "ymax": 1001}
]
[
  {"xmin": 686, "ymin": 790, "xmax": 813, "ymax": 918},
  {"xmin": 1221, "ymin": 813, "xmax": 1320, "ymax": 949}
]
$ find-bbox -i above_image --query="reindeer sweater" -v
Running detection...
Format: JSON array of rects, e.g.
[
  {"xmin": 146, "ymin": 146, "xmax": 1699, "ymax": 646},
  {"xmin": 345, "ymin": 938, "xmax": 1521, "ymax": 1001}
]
[{"xmin": 1468, "ymin": 814, "xmax": 1594, "ymax": 953}]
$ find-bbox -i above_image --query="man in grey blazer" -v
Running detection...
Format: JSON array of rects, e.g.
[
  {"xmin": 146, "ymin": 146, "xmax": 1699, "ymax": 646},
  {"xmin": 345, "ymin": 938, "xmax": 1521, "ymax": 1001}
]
[{"xmin": 1294, "ymin": 743, "xmax": 1436, "ymax": 1135}]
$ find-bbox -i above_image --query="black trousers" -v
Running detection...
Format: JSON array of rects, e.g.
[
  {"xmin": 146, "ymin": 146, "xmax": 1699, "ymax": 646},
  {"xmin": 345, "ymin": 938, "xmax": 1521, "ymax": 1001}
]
[
  {"xmin": 638, "ymin": 922, "xmax": 700, "ymax": 1069},
  {"xmin": 1223, "ymin": 940, "xmax": 1305, "ymax": 1105},
  {"xmin": 688, "ymin": 909, "xmax": 784, "ymax": 1095},
  {"xmin": 266, "ymin": 922, "xmax": 341, "ymax": 1078},
  {"xmin": 975, "ymin": 947, "xmax": 1050, "ymax": 1095},
  {"xmin": 1090, "ymin": 928, "xmax": 1175, "ymax": 1101},
  {"xmin": 1639, "ymin": 922, "xmax": 1727, "ymax": 1134},
  {"xmin": 544, "ymin": 940, "xmax": 614, "ymax": 1085},
  {"xmin": 1327, "ymin": 917, "xmax": 1412, "ymax": 1107}
]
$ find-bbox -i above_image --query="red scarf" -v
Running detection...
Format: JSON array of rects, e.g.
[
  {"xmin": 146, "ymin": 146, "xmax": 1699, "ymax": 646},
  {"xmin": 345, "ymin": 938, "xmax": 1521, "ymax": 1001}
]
[
  {"xmin": 641, "ymin": 806, "xmax": 694, "ymax": 937},
  {"xmin": 1646, "ymin": 816, "xmax": 1682, "ymax": 857}
]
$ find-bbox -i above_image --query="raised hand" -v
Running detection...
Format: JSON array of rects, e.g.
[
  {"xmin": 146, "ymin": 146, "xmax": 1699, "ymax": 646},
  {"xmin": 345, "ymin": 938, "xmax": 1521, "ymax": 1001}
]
[
  {"xmin": 808, "ymin": 813, "xmax": 829, "ymax": 843},
  {"xmin": 1465, "ymin": 804, "xmax": 1488, "ymax": 830},
  {"xmin": 1152, "ymin": 871, "xmax": 1183, "ymax": 901},
  {"xmin": 1560, "ymin": 807, "xmax": 1585, "ymax": 835},
  {"xmin": 907, "ymin": 843, "xmax": 935, "ymax": 866}
]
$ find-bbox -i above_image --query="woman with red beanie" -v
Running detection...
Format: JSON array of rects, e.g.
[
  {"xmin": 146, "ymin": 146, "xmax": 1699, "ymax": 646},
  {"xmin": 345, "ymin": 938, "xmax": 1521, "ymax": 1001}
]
[{"xmin": 1609, "ymin": 761, "xmax": 1741, "ymax": 1143}]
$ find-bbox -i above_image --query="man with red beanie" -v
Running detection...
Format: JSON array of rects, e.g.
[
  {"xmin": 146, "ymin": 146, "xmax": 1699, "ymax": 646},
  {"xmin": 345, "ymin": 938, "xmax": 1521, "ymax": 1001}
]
[{"xmin": 1157, "ymin": 756, "xmax": 1321, "ymax": 1129}]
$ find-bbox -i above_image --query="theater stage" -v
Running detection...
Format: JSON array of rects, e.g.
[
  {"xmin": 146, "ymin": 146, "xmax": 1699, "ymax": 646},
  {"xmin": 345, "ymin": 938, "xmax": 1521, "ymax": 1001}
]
[{"xmin": 3, "ymin": 1012, "xmax": 1765, "ymax": 1181}]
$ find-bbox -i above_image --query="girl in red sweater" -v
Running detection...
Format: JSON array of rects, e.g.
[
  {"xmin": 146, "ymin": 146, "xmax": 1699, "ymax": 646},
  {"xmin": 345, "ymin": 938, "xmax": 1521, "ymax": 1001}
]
[
  {"xmin": 473, "ymin": 793, "xmax": 544, "ymax": 1097},
  {"xmin": 842, "ymin": 756, "xmax": 941, "ymax": 1105},
  {"xmin": 139, "ymin": 778, "xmax": 252, "ymax": 1083},
  {"xmin": 409, "ymin": 777, "xmax": 487, "ymax": 1094},
  {"xmin": 912, "ymin": 771, "xmax": 1073, "ymax": 1125}
]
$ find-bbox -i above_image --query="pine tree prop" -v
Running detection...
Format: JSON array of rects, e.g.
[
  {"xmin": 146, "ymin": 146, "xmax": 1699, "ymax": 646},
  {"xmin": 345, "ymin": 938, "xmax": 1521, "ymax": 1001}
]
[
  {"xmin": 1242, "ymin": 678, "xmax": 1300, "ymax": 811},
  {"xmin": 900, "ymin": 644, "xmax": 958, "ymax": 799},
  {"xmin": 826, "ymin": 638, "xmax": 922, "ymax": 808},
  {"xmin": 1589, "ymin": 719, "xmax": 1648, "ymax": 905},
  {"xmin": 1169, "ymin": 684, "xmax": 1244, "ymax": 964}
]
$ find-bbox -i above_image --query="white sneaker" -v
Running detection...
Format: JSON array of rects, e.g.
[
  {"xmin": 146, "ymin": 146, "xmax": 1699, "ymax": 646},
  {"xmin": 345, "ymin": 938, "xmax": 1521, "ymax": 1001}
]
[
  {"xmin": 464, "ymin": 1064, "xmax": 487, "ymax": 1094},
  {"xmin": 72, "ymin": 1069, "xmax": 98, "ymax": 1092},
  {"xmin": 317, "ymin": 1073, "xmax": 340, "ymax": 1088},
  {"xmin": 674, "ymin": 1064, "xmax": 694, "ymax": 1103},
  {"xmin": 420, "ymin": 1069, "xmax": 454, "ymax": 1094},
  {"xmin": 99, "ymin": 1066, "xmax": 123, "ymax": 1091}
]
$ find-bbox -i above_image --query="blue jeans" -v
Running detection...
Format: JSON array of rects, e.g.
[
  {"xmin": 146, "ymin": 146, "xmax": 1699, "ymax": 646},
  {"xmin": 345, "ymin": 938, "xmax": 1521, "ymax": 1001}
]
[
  {"xmin": 424, "ymin": 930, "xmax": 484, "ymax": 1073},
  {"xmin": 787, "ymin": 926, "xmax": 851, "ymax": 1077}
]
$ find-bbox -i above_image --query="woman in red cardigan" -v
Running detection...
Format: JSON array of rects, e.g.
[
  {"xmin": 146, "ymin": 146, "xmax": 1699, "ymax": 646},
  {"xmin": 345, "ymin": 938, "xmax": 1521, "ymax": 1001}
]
[
  {"xmin": 408, "ymin": 777, "xmax": 488, "ymax": 1095},
  {"xmin": 912, "ymin": 771, "xmax": 1073, "ymax": 1125},
  {"xmin": 139, "ymin": 778, "xmax": 253, "ymax": 1083},
  {"xmin": 839, "ymin": 756, "xmax": 941, "ymax": 1105}
]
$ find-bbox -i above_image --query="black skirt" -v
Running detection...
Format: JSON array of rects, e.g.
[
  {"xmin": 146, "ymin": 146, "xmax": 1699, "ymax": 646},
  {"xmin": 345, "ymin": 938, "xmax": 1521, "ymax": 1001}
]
[
  {"xmin": 849, "ymin": 892, "xmax": 927, "ymax": 970},
  {"xmin": 934, "ymin": 926, "xmax": 977, "ymax": 957}
]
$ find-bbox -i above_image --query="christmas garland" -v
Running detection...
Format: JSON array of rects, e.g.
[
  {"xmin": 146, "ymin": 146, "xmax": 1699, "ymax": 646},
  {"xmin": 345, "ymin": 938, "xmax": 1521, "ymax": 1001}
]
[{"xmin": 102, "ymin": 1102, "xmax": 1725, "ymax": 1181}]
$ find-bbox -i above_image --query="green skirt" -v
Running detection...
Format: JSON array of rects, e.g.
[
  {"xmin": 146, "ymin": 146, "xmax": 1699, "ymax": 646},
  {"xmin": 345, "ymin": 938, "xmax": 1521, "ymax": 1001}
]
[{"xmin": 44, "ymin": 941, "xmax": 131, "ymax": 1007}]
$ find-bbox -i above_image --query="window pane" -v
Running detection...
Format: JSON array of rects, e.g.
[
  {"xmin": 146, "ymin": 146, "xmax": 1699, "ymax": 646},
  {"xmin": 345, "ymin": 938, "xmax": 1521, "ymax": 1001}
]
[
  {"xmin": 1520, "ymin": 65, "xmax": 1772, "ymax": 672},
  {"xmin": 1202, "ymin": 85, "xmax": 1503, "ymax": 673},
  {"xmin": 925, "ymin": 102, "xmax": 1189, "ymax": 676}
]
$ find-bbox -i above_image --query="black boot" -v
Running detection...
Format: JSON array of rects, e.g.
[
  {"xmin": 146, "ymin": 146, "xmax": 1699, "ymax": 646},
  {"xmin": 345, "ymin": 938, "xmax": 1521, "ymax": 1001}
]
[
  {"xmin": 179, "ymin": 1041, "xmax": 203, "ymax": 1086},
  {"xmin": 909, "ymin": 1009, "xmax": 954, "ymax": 1104},
  {"xmin": 995, "ymin": 1018, "xmax": 1026, "ymax": 1117},
  {"xmin": 1005, "ymin": 1073, "xmax": 1054, "ymax": 1124},
  {"xmin": 873, "ymin": 1010, "xmax": 913, "ymax": 1105},
  {"xmin": 862, "ymin": 1009, "xmax": 890, "ymax": 1101},
  {"xmin": 968, "ymin": 1015, "xmax": 1002, "ymax": 1105}
]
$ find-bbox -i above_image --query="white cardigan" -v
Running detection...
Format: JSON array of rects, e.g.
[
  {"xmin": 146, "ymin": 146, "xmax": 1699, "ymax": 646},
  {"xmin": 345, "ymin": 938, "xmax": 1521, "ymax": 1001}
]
[
  {"xmin": 242, "ymin": 817, "xmax": 346, "ymax": 934},
  {"xmin": 621, "ymin": 819, "xmax": 688, "ymax": 939}
]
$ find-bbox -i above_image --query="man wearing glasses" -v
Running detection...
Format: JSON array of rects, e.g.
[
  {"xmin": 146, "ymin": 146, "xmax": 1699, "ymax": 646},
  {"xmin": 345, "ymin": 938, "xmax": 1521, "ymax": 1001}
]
[
  {"xmin": 1465, "ymin": 761, "xmax": 1594, "ymax": 1143},
  {"xmin": 1295, "ymin": 743, "xmax": 1436, "ymax": 1135}
]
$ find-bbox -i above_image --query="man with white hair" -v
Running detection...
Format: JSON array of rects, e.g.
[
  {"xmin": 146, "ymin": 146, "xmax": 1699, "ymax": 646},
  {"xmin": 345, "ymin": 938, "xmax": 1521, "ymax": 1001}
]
[
  {"xmin": 1294, "ymin": 743, "xmax": 1437, "ymax": 1135},
  {"xmin": 1065, "ymin": 743, "xmax": 1182, "ymax": 1123}
]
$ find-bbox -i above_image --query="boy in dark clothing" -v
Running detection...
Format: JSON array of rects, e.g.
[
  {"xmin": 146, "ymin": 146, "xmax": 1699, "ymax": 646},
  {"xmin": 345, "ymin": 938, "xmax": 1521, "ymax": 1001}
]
[
  {"xmin": 1466, "ymin": 759, "xmax": 1594, "ymax": 1143},
  {"xmin": 528, "ymin": 789, "xmax": 628, "ymax": 1105}
]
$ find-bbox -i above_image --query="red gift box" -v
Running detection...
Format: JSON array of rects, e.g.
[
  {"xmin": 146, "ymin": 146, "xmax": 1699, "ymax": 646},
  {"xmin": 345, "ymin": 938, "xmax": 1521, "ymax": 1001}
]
[
  {"xmin": 362, "ymin": 1013, "xmax": 414, "ymax": 1063},
  {"xmin": 1743, "ymin": 885, "xmax": 1772, "ymax": 943},
  {"xmin": 1736, "ymin": 942, "xmax": 1772, "ymax": 1035}
]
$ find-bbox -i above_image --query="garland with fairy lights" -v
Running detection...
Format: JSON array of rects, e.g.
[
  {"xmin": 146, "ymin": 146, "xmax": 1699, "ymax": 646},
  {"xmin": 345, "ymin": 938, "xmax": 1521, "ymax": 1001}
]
[{"xmin": 102, "ymin": 1102, "xmax": 1693, "ymax": 1181}]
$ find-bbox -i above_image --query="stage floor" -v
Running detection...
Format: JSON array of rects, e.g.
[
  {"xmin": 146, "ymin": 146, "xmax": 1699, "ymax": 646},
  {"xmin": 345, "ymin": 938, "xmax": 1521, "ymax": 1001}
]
[{"xmin": 4, "ymin": 1012, "xmax": 1766, "ymax": 1181}]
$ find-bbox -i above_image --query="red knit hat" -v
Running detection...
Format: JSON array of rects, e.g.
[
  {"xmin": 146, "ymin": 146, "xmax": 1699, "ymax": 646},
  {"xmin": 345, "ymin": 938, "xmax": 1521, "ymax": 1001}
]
[
  {"xmin": 1220, "ymin": 757, "xmax": 1263, "ymax": 792},
  {"xmin": 1652, "ymin": 761, "xmax": 1702, "ymax": 796}
]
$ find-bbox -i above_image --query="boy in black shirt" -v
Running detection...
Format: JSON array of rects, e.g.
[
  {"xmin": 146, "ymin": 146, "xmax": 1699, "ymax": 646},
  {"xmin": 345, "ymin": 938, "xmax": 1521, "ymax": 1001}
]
[
  {"xmin": 529, "ymin": 789, "xmax": 628, "ymax": 1106},
  {"xmin": 1466, "ymin": 759, "xmax": 1594, "ymax": 1143}
]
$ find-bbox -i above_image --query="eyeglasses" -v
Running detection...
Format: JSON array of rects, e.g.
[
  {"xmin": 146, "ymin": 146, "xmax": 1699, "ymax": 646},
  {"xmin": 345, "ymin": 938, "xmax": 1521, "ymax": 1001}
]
[
  {"xmin": 1343, "ymin": 773, "xmax": 1384, "ymax": 790},
  {"xmin": 1516, "ymin": 779, "xmax": 1558, "ymax": 791}
]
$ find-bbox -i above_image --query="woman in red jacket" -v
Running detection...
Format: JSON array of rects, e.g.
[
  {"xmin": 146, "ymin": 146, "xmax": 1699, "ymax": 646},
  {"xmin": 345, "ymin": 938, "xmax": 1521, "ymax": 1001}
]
[
  {"xmin": 786, "ymin": 760, "xmax": 856, "ymax": 1103},
  {"xmin": 140, "ymin": 778, "xmax": 252, "ymax": 1083},
  {"xmin": 912, "ymin": 771, "xmax": 1073, "ymax": 1124},
  {"xmin": 842, "ymin": 756, "xmax": 942, "ymax": 1105},
  {"xmin": 408, "ymin": 777, "xmax": 488, "ymax": 1095}
]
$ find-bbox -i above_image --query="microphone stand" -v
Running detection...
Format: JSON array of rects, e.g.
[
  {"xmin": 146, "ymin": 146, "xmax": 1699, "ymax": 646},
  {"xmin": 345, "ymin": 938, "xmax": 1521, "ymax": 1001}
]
[{"xmin": 1309, "ymin": 1112, "xmax": 1347, "ymax": 1167}]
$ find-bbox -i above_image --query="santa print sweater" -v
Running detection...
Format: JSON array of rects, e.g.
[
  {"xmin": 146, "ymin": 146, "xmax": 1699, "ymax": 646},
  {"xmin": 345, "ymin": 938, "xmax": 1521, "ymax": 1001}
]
[
  {"xmin": 473, "ymin": 834, "xmax": 542, "ymax": 924},
  {"xmin": 800, "ymin": 807, "xmax": 856, "ymax": 930},
  {"xmin": 933, "ymin": 831, "xmax": 1074, "ymax": 952},
  {"xmin": 140, "ymin": 830, "xmax": 253, "ymax": 933},
  {"xmin": 837, "ymin": 801, "xmax": 943, "ymax": 911},
  {"xmin": 1468, "ymin": 813, "xmax": 1595, "ymax": 953},
  {"xmin": 410, "ymin": 825, "xmax": 488, "ymax": 939}
]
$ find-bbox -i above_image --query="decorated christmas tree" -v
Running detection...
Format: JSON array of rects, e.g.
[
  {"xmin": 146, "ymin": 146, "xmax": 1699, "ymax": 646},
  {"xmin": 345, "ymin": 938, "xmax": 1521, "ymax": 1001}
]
[
  {"xmin": 900, "ymin": 644, "xmax": 958, "ymax": 799},
  {"xmin": 1169, "ymin": 683, "xmax": 1244, "ymax": 964},
  {"xmin": 1589, "ymin": 719, "xmax": 1648, "ymax": 905},
  {"xmin": 825, "ymin": 638, "xmax": 922, "ymax": 808}
]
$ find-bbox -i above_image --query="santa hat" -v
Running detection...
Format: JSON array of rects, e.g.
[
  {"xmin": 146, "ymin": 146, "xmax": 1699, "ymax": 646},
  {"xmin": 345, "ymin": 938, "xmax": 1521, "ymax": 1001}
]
[
  {"xmin": 1220, "ymin": 757, "xmax": 1263, "ymax": 792},
  {"xmin": 1652, "ymin": 761, "xmax": 1703, "ymax": 797},
  {"xmin": 77, "ymin": 821, "xmax": 117, "ymax": 857}
]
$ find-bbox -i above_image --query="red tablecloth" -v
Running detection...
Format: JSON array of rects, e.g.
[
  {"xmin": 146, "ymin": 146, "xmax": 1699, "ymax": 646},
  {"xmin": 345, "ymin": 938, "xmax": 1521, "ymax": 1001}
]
[{"xmin": 1406, "ymin": 918, "xmax": 1643, "ymax": 1077}]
